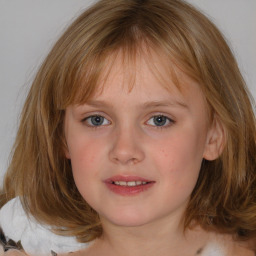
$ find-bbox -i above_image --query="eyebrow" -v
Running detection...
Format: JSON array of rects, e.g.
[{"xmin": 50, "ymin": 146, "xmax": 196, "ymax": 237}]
[
  {"xmin": 84, "ymin": 99, "xmax": 188, "ymax": 109},
  {"xmin": 140, "ymin": 100, "xmax": 188, "ymax": 109}
]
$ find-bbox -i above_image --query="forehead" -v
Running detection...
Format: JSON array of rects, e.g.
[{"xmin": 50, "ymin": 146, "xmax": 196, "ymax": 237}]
[
  {"xmin": 93, "ymin": 48, "xmax": 202, "ymax": 102},
  {"xmin": 94, "ymin": 48, "xmax": 179, "ymax": 96}
]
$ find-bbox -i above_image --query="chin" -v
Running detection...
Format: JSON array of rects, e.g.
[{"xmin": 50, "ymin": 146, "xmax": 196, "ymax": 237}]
[{"xmin": 101, "ymin": 211, "xmax": 153, "ymax": 228}]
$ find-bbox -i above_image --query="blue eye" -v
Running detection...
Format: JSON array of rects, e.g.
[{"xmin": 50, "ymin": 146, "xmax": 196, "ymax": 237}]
[
  {"xmin": 85, "ymin": 115, "xmax": 110, "ymax": 127},
  {"xmin": 147, "ymin": 115, "xmax": 173, "ymax": 127}
]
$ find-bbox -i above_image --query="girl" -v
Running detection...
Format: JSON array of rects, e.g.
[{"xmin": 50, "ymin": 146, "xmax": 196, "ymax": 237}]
[{"xmin": 1, "ymin": 0, "xmax": 256, "ymax": 255}]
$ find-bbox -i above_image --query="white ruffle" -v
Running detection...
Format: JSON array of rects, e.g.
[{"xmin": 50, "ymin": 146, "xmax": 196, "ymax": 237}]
[
  {"xmin": 201, "ymin": 241, "xmax": 226, "ymax": 256},
  {"xmin": 0, "ymin": 197, "xmax": 88, "ymax": 255}
]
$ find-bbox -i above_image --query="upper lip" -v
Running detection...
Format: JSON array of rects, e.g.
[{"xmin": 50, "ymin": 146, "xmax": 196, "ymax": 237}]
[{"xmin": 104, "ymin": 175, "xmax": 154, "ymax": 183}]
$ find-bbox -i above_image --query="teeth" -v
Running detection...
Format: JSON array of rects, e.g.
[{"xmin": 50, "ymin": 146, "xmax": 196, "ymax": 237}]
[
  {"xmin": 113, "ymin": 181, "xmax": 148, "ymax": 186},
  {"xmin": 127, "ymin": 181, "xmax": 136, "ymax": 186}
]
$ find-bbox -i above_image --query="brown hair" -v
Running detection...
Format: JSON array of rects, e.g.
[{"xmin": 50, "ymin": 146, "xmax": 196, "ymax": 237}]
[{"xmin": 2, "ymin": 0, "xmax": 256, "ymax": 244}]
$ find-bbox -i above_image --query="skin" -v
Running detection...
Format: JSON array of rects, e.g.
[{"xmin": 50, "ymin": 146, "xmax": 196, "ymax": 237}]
[
  {"xmin": 63, "ymin": 51, "xmax": 252, "ymax": 256},
  {"xmin": 65, "ymin": 52, "xmax": 217, "ymax": 229}
]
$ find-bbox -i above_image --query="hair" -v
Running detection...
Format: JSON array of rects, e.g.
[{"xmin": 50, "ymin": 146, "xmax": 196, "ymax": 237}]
[{"xmin": 1, "ymin": 0, "xmax": 256, "ymax": 245}]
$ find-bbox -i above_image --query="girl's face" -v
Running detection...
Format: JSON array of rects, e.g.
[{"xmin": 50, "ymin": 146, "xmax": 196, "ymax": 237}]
[{"xmin": 64, "ymin": 51, "xmax": 218, "ymax": 229}]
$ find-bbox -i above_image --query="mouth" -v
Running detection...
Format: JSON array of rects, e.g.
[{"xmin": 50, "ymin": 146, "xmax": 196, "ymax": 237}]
[
  {"xmin": 104, "ymin": 175, "xmax": 155, "ymax": 196},
  {"xmin": 111, "ymin": 181, "xmax": 150, "ymax": 186}
]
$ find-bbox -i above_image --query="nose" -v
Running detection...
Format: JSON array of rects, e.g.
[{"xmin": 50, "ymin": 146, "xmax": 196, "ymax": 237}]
[{"xmin": 109, "ymin": 125, "xmax": 145, "ymax": 165}]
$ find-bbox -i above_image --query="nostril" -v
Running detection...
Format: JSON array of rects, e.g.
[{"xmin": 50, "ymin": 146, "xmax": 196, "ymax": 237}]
[{"xmin": 108, "ymin": 135, "xmax": 145, "ymax": 165}]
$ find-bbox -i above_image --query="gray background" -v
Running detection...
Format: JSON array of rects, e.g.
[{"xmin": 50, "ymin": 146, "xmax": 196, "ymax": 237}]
[{"xmin": 0, "ymin": 0, "xmax": 255, "ymax": 184}]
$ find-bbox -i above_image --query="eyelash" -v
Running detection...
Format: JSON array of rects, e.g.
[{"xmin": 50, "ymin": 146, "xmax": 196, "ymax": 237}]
[
  {"xmin": 146, "ymin": 115, "xmax": 175, "ymax": 129},
  {"xmin": 83, "ymin": 115, "xmax": 110, "ymax": 128},
  {"xmin": 82, "ymin": 114, "xmax": 175, "ymax": 129}
]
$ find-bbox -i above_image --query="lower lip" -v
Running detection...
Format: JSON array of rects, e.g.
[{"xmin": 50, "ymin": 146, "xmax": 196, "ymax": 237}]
[{"xmin": 105, "ymin": 182, "xmax": 155, "ymax": 196}]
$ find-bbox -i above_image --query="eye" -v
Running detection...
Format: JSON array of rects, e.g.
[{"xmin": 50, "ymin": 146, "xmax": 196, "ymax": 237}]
[
  {"xmin": 84, "ymin": 115, "xmax": 110, "ymax": 127},
  {"xmin": 146, "ymin": 115, "xmax": 173, "ymax": 127}
]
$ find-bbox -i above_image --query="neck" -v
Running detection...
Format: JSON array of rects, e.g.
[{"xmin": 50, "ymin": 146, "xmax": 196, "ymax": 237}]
[{"xmin": 91, "ymin": 216, "xmax": 209, "ymax": 256}]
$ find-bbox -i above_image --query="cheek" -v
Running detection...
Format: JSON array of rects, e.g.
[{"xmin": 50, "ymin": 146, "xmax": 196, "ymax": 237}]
[
  {"xmin": 68, "ymin": 138, "xmax": 105, "ymax": 203},
  {"xmin": 68, "ymin": 137, "xmax": 104, "ymax": 180},
  {"xmin": 151, "ymin": 132, "xmax": 204, "ymax": 186}
]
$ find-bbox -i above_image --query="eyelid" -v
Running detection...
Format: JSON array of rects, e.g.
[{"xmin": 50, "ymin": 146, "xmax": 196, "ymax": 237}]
[{"xmin": 80, "ymin": 111, "xmax": 109, "ymax": 121}]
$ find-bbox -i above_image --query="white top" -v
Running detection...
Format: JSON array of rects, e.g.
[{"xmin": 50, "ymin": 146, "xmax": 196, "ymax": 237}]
[{"xmin": 0, "ymin": 197, "xmax": 88, "ymax": 255}]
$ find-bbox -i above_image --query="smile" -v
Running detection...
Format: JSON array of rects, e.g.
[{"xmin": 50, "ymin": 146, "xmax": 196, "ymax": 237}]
[
  {"xmin": 104, "ymin": 175, "xmax": 155, "ymax": 196},
  {"xmin": 112, "ymin": 181, "xmax": 148, "ymax": 186}
]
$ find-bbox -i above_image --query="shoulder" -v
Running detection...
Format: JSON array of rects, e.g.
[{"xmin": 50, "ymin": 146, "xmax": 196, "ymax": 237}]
[
  {"xmin": 0, "ymin": 197, "xmax": 26, "ymax": 241},
  {"xmin": 0, "ymin": 197, "xmax": 89, "ymax": 255}
]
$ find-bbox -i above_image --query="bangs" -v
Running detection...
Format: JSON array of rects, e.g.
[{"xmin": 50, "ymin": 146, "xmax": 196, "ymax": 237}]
[{"xmin": 56, "ymin": 37, "xmax": 184, "ymax": 110}]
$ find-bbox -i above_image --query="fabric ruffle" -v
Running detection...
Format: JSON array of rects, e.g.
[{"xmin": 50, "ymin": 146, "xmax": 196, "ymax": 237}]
[{"xmin": 0, "ymin": 197, "xmax": 88, "ymax": 256}]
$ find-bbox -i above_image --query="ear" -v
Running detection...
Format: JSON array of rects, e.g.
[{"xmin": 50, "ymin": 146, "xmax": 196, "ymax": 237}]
[
  {"xmin": 64, "ymin": 147, "xmax": 71, "ymax": 159},
  {"xmin": 203, "ymin": 115, "xmax": 225, "ymax": 161},
  {"xmin": 63, "ymin": 115, "xmax": 71, "ymax": 159},
  {"xmin": 62, "ymin": 137, "xmax": 71, "ymax": 159}
]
